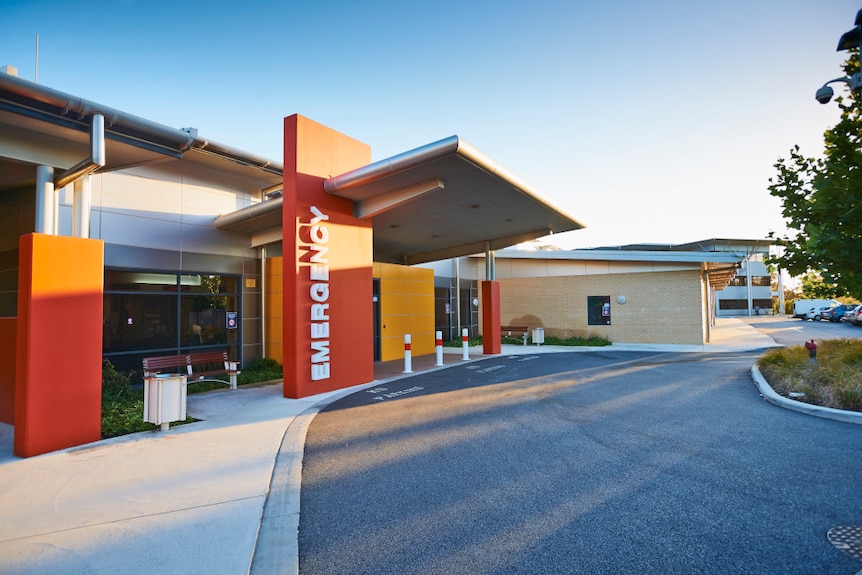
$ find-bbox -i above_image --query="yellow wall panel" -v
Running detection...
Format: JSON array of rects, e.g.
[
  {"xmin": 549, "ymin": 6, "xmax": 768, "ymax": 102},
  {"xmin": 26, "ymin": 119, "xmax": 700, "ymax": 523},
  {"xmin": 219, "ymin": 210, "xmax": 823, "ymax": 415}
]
[
  {"xmin": 375, "ymin": 262, "xmax": 436, "ymax": 361},
  {"xmin": 381, "ymin": 293, "xmax": 412, "ymax": 316},
  {"xmin": 380, "ymin": 278, "xmax": 410, "ymax": 295},
  {"xmin": 409, "ymin": 266, "xmax": 433, "ymax": 280},
  {"xmin": 382, "ymin": 263, "xmax": 412, "ymax": 279},
  {"xmin": 410, "ymin": 295, "xmax": 434, "ymax": 315},
  {"xmin": 267, "ymin": 257, "xmax": 283, "ymax": 275},
  {"xmin": 381, "ymin": 336, "xmax": 405, "ymax": 361},
  {"xmin": 264, "ymin": 256, "xmax": 284, "ymax": 364},
  {"xmin": 381, "ymin": 314, "xmax": 412, "ymax": 336}
]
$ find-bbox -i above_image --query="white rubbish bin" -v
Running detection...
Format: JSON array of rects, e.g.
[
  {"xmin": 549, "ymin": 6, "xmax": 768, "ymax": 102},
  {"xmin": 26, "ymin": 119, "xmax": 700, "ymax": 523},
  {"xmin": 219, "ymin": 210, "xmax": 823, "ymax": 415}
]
[
  {"xmin": 144, "ymin": 373, "xmax": 187, "ymax": 431},
  {"xmin": 532, "ymin": 328, "xmax": 545, "ymax": 345}
]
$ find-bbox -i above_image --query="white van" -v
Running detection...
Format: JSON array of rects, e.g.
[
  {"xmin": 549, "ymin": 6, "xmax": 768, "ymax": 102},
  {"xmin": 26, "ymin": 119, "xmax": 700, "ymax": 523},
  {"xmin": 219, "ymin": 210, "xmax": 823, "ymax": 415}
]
[{"xmin": 792, "ymin": 299, "xmax": 840, "ymax": 319}]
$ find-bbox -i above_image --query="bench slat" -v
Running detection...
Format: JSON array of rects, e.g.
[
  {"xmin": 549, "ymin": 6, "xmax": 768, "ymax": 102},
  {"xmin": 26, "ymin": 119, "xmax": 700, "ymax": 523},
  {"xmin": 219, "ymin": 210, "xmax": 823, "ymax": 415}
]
[
  {"xmin": 143, "ymin": 351, "xmax": 240, "ymax": 390},
  {"xmin": 500, "ymin": 326, "xmax": 529, "ymax": 346}
]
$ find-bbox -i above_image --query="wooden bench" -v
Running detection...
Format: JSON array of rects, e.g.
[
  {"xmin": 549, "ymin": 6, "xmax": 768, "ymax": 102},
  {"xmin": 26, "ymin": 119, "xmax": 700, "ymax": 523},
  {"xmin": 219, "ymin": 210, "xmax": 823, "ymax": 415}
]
[
  {"xmin": 500, "ymin": 325, "xmax": 529, "ymax": 346},
  {"xmin": 143, "ymin": 351, "xmax": 241, "ymax": 391}
]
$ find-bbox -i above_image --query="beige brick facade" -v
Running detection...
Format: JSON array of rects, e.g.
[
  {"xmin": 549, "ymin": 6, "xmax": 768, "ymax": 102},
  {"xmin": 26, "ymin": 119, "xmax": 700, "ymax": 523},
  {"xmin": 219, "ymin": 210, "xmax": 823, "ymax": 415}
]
[{"xmin": 492, "ymin": 269, "xmax": 706, "ymax": 345}]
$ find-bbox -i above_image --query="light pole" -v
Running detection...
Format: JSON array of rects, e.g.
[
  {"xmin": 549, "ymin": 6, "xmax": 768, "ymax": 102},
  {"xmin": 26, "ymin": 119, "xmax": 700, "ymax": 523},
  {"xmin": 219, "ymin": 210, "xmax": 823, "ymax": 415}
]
[{"xmin": 816, "ymin": 8, "xmax": 862, "ymax": 104}]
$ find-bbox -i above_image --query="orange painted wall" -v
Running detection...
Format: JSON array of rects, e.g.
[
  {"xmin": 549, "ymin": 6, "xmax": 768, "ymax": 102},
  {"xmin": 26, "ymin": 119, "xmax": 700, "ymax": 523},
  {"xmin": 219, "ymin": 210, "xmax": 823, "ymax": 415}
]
[
  {"xmin": 283, "ymin": 115, "xmax": 374, "ymax": 399},
  {"xmin": 482, "ymin": 280, "xmax": 501, "ymax": 354},
  {"xmin": 264, "ymin": 256, "xmax": 284, "ymax": 364},
  {"xmin": 374, "ymin": 263, "xmax": 435, "ymax": 361},
  {"xmin": 0, "ymin": 318, "xmax": 16, "ymax": 424},
  {"xmin": 14, "ymin": 234, "xmax": 104, "ymax": 457}
]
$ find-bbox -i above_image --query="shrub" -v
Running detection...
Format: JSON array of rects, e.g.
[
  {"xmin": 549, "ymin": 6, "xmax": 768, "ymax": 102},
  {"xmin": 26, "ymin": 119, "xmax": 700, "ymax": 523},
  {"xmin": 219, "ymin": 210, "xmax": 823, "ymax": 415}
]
[
  {"xmin": 238, "ymin": 357, "xmax": 283, "ymax": 385},
  {"xmin": 443, "ymin": 334, "xmax": 612, "ymax": 347},
  {"xmin": 541, "ymin": 335, "xmax": 611, "ymax": 347},
  {"xmin": 101, "ymin": 360, "xmax": 159, "ymax": 438},
  {"xmin": 757, "ymin": 340, "xmax": 862, "ymax": 412},
  {"xmin": 102, "ymin": 357, "xmax": 284, "ymax": 438}
]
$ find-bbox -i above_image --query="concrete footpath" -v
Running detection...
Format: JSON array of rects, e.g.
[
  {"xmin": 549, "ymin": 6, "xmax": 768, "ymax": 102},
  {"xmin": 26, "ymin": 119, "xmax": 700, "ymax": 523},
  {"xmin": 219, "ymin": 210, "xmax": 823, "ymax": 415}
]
[{"xmin": 0, "ymin": 319, "xmax": 782, "ymax": 575}]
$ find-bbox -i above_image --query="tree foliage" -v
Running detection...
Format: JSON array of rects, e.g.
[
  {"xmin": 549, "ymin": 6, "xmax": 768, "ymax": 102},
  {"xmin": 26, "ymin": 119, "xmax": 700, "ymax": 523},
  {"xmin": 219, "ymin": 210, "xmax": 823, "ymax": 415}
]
[
  {"xmin": 768, "ymin": 52, "xmax": 862, "ymax": 298},
  {"xmin": 799, "ymin": 271, "xmax": 839, "ymax": 299}
]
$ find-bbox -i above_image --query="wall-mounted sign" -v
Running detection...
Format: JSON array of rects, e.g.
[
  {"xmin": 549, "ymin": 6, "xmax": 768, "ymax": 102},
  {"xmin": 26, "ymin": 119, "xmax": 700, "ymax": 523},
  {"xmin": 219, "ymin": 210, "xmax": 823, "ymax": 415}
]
[
  {"xmin": 587, "ymin": 296, "xmax": 611, "ymax": 326},
  {"xmin": 226, "ymin": 312, "xmax": 237, "ymax": 330}
]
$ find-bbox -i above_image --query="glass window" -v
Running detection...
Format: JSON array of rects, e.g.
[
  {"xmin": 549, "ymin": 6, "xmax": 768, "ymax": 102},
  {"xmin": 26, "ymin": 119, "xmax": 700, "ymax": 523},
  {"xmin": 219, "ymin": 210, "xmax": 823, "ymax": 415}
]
[
  {"xmin": 103, "ymin": 292, "xmax": 177, "ymax": 353},
  {"xmin": 181, "ymin": 274, "xmax": 238, "ymax": 294},
  {"xmin": 103, "ymin": 268, "xmax": 240, "ymax": 362},
  {"xmin": 588, "ymin": 296, "xmax": 611, "ymax": 326},
  {"xmin": 105, "ymin": 270, "xmax": 179, "ymax": 292},
  {"xmin": 181, "ymin": 294, "xmax": 239, "ymax": 348}
]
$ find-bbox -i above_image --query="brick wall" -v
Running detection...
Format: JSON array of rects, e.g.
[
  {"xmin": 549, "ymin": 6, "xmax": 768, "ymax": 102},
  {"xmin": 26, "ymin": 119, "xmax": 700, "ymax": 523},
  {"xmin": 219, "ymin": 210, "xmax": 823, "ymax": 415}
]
[{"xmin": 494, "ymin": 270, "xmax": 706, "ymax": 345}]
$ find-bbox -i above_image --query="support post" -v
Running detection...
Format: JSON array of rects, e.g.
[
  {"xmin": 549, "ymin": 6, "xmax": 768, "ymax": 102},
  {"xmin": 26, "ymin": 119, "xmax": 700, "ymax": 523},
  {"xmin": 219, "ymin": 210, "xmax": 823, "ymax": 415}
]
[
  {"xmin": 461, "ymin": 328, "xmax": 469, "ymax": 360},
  {"xmin": 73, "ymin": 176, "xmax": 92, "ymax": 238},
  {"xmin": 35, "ymin": 165, "xmax": 54, "ymax": 235},
  {"xmin": 403, "ymin": 334, "xmax": 413, "ymax": 373}
]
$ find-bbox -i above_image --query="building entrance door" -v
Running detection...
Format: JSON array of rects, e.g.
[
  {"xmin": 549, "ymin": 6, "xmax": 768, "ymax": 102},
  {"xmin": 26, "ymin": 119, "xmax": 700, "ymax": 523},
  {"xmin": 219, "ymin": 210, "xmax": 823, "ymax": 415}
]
[{"xmin": 373, "ymin": 279, "xmax": 381, "ymax": 361}]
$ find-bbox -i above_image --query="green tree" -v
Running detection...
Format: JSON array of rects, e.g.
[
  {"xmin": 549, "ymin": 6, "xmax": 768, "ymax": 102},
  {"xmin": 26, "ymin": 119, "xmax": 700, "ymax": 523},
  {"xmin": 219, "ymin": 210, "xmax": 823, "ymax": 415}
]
[
  {"xmin": 768, "ymin": 52, "xmax": 862, "ymax": 298},
  {"xmin": 799, "ymin": 271, "xmax": 840, "ymax": 299}
]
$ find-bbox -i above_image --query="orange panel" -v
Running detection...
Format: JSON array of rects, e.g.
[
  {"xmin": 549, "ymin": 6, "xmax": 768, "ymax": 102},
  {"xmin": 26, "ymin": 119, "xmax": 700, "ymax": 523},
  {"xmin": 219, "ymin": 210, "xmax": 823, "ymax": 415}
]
[
  {"xmin": 283, "ymin": 115, "xmax": 374, "ymax": 399},
  {"xmin": 293, "ymin": 115, "xmax": 371, "ymax": 179},
  {"xmin": 0, "ymin": 318, "xmax": 16, "ymax": 424},
  {"xmin": 15, "ymin": 234, "xmax": 104, "ymax": 457},
  {"xmin": 482, "ymin": 280, "xmax": 501, "ymax": 355}
]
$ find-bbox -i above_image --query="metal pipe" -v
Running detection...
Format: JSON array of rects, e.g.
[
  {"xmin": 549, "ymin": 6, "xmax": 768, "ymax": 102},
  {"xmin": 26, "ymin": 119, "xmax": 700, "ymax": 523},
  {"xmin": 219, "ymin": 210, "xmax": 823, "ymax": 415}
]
[
  {"xmin": 73, "ymin": 176, "xmax": 91, "ymax": 238},
  {"xmin": 454, "ymin": 257, "xmax": 461, "ymax": 338},
  {"xmin": 55, "ymin": 114, "xmax": 106, "ymax": 189},
  {"xmin": 35, "ymin": 165, "xmax": 54, "ymax": 234},
  {"xmin": 746, "ymin": 254, "xmax": 753, "ymax": 316},
  {"xmin": 485, "ymin": 242, "xmax": 495, "ymax": 281},
  {"xmin": 260, "ymin": 245, "xmax": 267, "ymax": 359},
  {"xmin": 0, "ymin": 74, "xmax": 283, "ymax": 174},
  {"xmin": 214, "ymin": 195, "xmax": 283, "ymax": 229},
  {"xmin": 0, "ymin": 74, "xmax": 196, "ymax": 151}
]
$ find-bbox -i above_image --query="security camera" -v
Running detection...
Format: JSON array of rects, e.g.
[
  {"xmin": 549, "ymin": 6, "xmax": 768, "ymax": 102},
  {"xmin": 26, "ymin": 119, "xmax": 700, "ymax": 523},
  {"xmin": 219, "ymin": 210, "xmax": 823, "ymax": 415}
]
[{"xmin": 816, "ymin": 85, "xmax": 834, "ymax": 104}]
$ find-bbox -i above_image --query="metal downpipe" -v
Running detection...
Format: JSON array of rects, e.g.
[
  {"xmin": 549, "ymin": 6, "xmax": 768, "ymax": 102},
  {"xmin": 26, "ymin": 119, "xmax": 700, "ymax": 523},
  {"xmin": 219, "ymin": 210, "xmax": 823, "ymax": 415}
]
[
  {"xmin": 35, "ymin": 165, "xmax": 54, "ymax": 234},
  {"xmin": 56, "ymin": 114, "xmax": 106, "ymax": 190}
]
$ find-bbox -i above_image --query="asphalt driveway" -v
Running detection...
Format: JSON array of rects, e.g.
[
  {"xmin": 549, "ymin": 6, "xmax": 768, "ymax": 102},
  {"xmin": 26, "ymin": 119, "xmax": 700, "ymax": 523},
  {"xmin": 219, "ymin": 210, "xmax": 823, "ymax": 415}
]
[{"xmin": 298, "ymin": 350, "xmax": 862, "ymax": 575}]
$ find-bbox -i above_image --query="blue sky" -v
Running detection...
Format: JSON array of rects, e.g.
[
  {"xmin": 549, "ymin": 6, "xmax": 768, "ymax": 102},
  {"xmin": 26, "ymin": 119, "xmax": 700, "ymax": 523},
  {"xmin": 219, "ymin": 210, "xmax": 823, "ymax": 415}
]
[{"xmin": 2, "ymin": 0, "xmax": 858, "ymax": 248}]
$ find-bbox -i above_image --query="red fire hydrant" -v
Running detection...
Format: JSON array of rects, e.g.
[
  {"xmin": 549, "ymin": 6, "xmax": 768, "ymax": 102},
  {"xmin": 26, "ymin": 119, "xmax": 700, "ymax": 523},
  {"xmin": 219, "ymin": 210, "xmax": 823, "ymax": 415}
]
[{"xmin": 805, "ymin": 339, "xmax": 817, "ymax": 361}]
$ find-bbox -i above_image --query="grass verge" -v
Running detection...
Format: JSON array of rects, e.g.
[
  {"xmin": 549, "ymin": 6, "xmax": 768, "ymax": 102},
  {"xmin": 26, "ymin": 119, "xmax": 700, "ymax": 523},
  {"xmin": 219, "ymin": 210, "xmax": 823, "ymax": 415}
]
[
  {"xmin": 101, "ymin": 357, "xmax": 283, "ymax": 439},
  {"xmin": 756, "ymin": 338, "xmax": 862, "ymax": 412}
]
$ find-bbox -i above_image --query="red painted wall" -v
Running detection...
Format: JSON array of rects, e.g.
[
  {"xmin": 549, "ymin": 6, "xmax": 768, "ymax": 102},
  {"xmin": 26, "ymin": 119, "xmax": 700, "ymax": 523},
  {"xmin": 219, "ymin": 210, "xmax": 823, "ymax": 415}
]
[
  {"xmin": 14, "ymin": 234, "xmax": 104, "ymax": 457},
  {"xmin": 283, "ymin": 115, "xmax": 375, "ymax": 398},
  {"xmin": 0, "ymin": 318, "xmax": 16, "ymax": 424},
  {"xmin": 482, "ymin": 280, "xmax": 502, "ymax": 355}
]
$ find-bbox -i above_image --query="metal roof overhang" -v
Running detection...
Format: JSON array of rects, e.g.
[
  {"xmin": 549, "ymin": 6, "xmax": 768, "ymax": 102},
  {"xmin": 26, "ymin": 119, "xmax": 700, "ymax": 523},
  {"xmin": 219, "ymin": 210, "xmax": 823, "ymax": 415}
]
[
  {"xmin": 0, "ymin": 73, "xmax": 282, "ymax": 196},
  {"xmin": 485, "ymin": 249, "xmax": 742, "ymax": 290},
  {"xmin": 323, "ymin": 136, "xmax": 586, "ymax": 265}
]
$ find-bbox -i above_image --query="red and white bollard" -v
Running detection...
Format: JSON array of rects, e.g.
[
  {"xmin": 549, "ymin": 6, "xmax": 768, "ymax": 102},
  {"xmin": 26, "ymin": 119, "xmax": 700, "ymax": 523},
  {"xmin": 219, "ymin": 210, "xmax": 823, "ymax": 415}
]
[
  {"xmin": 435, "ymin": 330, "xmax": 444, "ymax": 366},
  {"xmin": 461, "ymin": 328, "xmax": 470, "ymax": 361},
  {"xmin": 403, "ymin": 334, "xmax": 413, "ymax": 373}
]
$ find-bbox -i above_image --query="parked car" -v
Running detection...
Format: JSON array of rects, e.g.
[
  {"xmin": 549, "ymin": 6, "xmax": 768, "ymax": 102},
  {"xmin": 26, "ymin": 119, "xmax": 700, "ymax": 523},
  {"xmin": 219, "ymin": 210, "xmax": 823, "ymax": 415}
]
[
  {"xmin": 845, "ymin": 305, "xmax": 862, "ymax": 323},
  {"xmin": 806, "ymin": 305, "xmax": 834, "ymax": 321},
  {"xmin": 823, "ymin": 303, "xmax": 857, "ymax": 322}
]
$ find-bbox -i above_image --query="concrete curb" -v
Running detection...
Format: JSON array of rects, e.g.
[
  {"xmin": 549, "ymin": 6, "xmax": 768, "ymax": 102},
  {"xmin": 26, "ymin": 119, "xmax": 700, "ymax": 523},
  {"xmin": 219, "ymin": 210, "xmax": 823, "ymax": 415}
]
[{"xmin": 750, "ymin": 365, "xmax": 862, "ymax": 426}]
